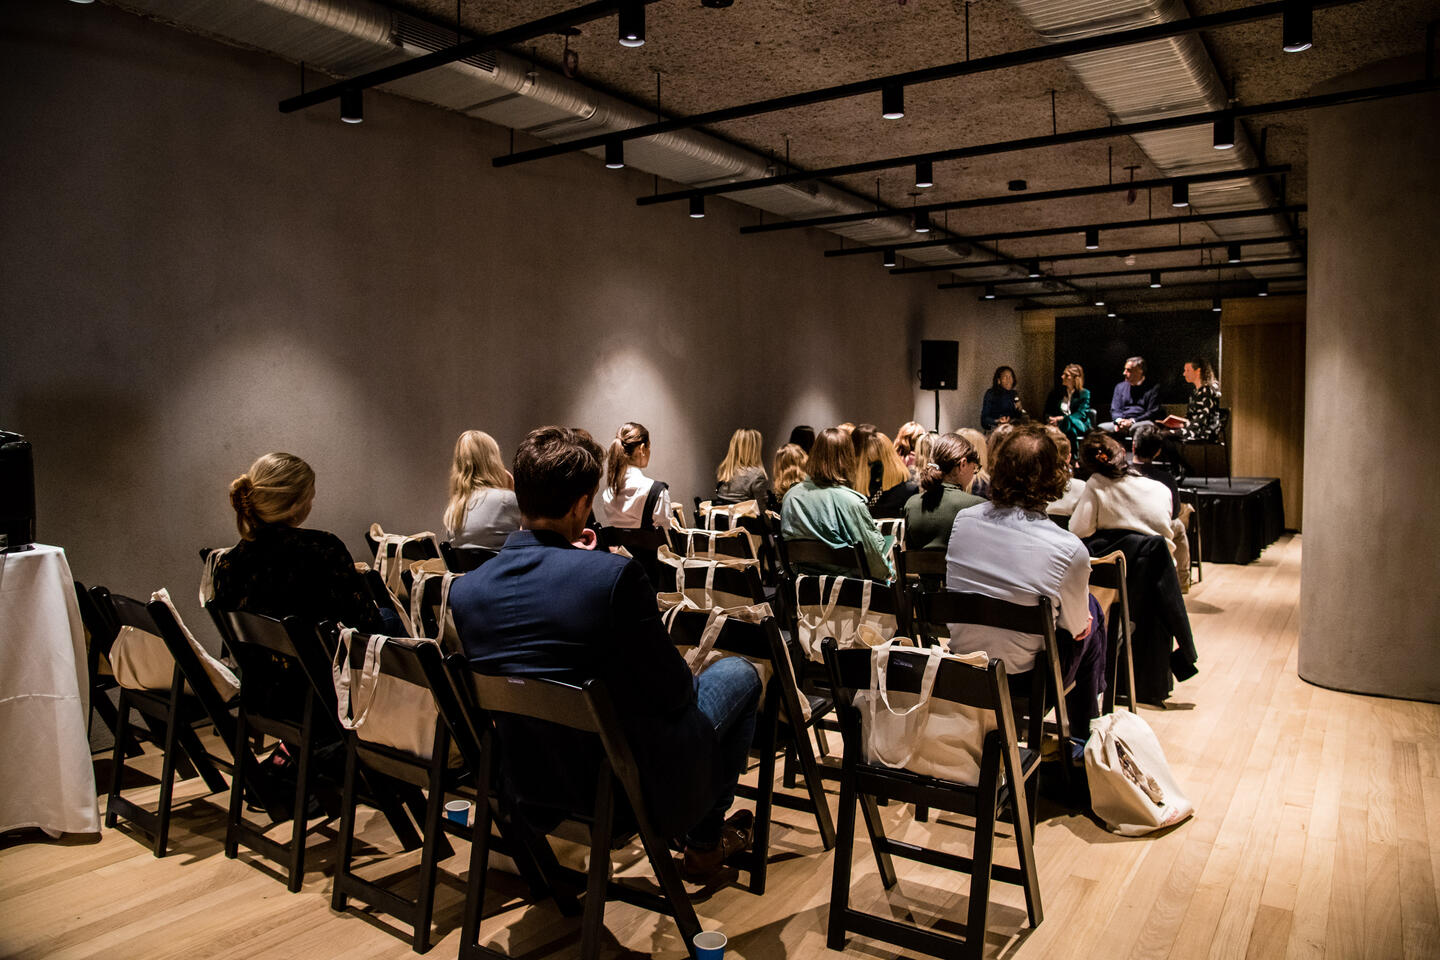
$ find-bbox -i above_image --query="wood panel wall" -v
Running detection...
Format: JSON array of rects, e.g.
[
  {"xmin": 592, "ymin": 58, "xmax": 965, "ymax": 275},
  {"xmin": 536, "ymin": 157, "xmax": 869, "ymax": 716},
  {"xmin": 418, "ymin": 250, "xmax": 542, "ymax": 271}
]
[
  {"xmin": 1019, "ymin": 310, "xmax": 1056, "ymax": 419},
  {"xmin": 1220, "ymin": 296, "xmax": 1307, "ymax": 530}
]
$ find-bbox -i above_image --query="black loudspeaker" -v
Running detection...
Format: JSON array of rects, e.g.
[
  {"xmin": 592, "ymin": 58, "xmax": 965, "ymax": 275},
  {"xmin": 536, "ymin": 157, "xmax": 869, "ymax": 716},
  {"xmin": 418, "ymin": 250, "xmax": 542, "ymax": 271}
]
[
  {"xmin": 0, "ymin": 431, "xmax": 36, "ymax": 550},
  {"xmin": 919, "ymin": 340, "xmax": 960, "ymax": 390}
]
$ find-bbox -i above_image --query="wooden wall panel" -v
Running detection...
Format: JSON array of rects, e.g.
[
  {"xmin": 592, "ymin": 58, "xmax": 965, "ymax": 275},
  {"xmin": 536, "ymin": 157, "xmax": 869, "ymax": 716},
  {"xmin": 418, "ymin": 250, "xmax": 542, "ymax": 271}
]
[
  {"xmin": 1220, "ymin": 297, "xmax": 1307, "ymax": 529},
  {"xmin": 1019, "ymin": 310, "xmax": 1056, "ymax": 421}
]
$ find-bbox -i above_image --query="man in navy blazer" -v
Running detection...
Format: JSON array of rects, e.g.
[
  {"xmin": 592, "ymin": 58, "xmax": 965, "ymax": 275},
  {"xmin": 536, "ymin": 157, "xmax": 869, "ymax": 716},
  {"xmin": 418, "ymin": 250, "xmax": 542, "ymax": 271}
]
[{"xmin": 450, "ymin": 425, "xmax": 761, "ymax": 880}]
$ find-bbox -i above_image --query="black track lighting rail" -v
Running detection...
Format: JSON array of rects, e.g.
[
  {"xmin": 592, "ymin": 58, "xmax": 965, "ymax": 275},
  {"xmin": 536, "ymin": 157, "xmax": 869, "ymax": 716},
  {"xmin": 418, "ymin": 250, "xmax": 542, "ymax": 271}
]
[
  {"xmin": 888, "ymin": 234, "xmax": 1297, "ymax": 275},
  {"xmin": 995, "ymin": 276, "xmax": 1306, "ymax": 302},
  {"xmin": 494, "ymin": 0, "xmax": 1366, "ymax": 169},
  {"xmin": 739, "ymin": 165, "xmax": 1291, "ymax": 235},
  {"xmin": 637, "ymin": 77, "xmax": 1437, "ymax": 207},
  {"xmin": 825, "ymin": 204, "xmax": 1307, "ymax": 258},
  {"xmin": 938, "ymin": 257, "xmax": 1305, "ymax": 290},
  {"xmin": 277, "ymin": 0, "xmax": 662, "ymax": 114}
]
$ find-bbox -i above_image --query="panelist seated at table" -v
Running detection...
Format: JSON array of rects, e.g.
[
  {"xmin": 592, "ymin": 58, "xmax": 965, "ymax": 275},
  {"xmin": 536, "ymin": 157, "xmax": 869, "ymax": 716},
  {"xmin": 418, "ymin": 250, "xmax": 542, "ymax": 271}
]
[
  {"xmin": 450, "ymin": 426, "xmax": 761, "ymax": 882},
  {"xmin": 210, "ymin": 451, "xmax": 398, "ymax": 634},
  {"xmin": 1099, "ymin": 356, "xmax": 1163, "ymax": 434}
]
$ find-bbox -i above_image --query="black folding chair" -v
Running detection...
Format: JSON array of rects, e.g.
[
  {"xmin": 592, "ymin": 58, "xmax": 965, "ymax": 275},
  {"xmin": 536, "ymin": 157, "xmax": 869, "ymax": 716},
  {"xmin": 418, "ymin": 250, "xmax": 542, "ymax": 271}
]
[
  {"xmin": 822, "ymin": 639, "xmax": 1043, "ymax": 960},
  {"xmin": 73, "ymin": 581, "xmax": 142, "ymax": 760},
  {"xmin": 440, "ymin": 540, "xmax": 497, "ymax": 574},
  {"xmin": 211, "ymin": 609, "xmax": 421, "ymax": 891},
  {"xmin": 447, "ymin": 660, "xmax": 703, "ymax": 960},
  {"xmin": 89, "ymin": 586, "xmax": 266, "ymax": 857},
  {"xmin": 656, "ymin": 552, "xmax": 769, "ymax": 610},
  {"xmin": 776, "ymin": 534, "xmax": 872, "ymax": 583},
  {"xmin": 1089, "ymin": 551, "xmax": 1138, "ymax": 715}
]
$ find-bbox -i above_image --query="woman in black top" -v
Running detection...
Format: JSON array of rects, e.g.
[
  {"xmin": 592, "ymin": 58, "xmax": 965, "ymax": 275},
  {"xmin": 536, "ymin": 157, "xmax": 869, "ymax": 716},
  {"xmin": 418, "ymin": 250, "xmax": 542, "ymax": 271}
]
[
  {"xmin": 980, "ymin": 365, "xmax": 1023, "ymax": 431},
  {"xmin": 1181, "ymin": 358, "xmax": 1223, "ymax": 442}
]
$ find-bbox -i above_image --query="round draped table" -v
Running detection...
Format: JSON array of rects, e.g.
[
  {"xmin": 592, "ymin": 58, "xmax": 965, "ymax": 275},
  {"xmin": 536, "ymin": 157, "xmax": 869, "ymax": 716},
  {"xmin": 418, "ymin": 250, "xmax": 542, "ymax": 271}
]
[{"xmin": 0, "ymin": 545, "xmax": 101, "ymax": 836}]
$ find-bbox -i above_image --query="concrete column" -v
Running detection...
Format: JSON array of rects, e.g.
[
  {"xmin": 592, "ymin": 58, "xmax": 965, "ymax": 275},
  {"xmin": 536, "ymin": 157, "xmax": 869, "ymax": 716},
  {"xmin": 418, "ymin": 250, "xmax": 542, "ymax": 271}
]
[{"xmin": 1300, "ymin": 57, "xmax": 1440, "ymax": 702}]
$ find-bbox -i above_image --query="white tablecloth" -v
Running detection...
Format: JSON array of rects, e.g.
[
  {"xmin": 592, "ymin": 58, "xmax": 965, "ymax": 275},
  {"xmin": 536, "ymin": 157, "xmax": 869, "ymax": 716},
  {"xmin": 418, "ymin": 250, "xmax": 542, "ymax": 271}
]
[{"xmin": 0, "ymin": 545, "xmax": 101, "ymax": 835}]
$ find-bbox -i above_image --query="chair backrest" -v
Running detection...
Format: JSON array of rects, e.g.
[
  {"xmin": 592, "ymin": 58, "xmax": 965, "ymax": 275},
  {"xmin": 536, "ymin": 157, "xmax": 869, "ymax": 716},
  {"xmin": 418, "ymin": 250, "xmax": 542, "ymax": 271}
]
[
  {"xmin": 440, "ymin": 540, "xmax": 498, "ymax": 573},
  {"xmin": 597, "ymin": 525, "xmax": 668, "ymax": 552},
  {"xmin": 777, "ymin": 535, "xmax": 871, "ymax": 581},
  {"xmin": 409, "ymin": 568, "xmax": 464, "ymax": 654},
  {"xmin": 216, "ymin": 608, "xmax": 338, "ymax": 735},
  {"xmin": 74, "ymin": 580, "xmax": 118, "ymax": 661},
  {"xmin": 657, "ymin": 553, "xmax": 767, "ymax": 609},
  {"xmin": 100, "ymin": 587, "xmax": 240, "ymax": 748},
  {"xmin": 790, "ymin": 572, "xmax": 909, "ymax": 659},
  {"xmin": 325, "ymin": 627, "xmax": 450, "ymax": 773},
  {"xmin": 667, "ymin": 525, "xmax": 755, "ymax": 562},
  {"xmin": 904, "ymin": 548, "xmax": 947, "ymax": 579}
]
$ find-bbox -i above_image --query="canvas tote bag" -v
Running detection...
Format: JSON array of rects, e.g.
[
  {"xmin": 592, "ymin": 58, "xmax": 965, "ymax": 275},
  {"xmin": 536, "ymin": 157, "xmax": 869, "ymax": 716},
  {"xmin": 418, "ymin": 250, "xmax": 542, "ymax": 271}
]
[
  {"xmin": 793, "ymin": 574, "xmax": 898, "ymax": 663},
  {"xmin": 367, "ymin": 523, "xmax": 443, "ymax": 607},
  {"xmin": 853, "ymin": 640, "xmax": 994, "ymax": 786},
  {"xmin": 656, "ymin": 545, "xmax": 760, "ymax": 610},
  {"xmin": 332, "ymin": 627, "xmax": 449, "ymax": 763},
  {"xmin": 407, "ymin": 559, "xmax": 462, "ymax": 654},
  {"xmin": 1084, "ymin": 710, "xmax": 1194, "ymax": 836},
  {"xmin": 111, "ymin": 587, "xmax": 240, "ymax": 701}
]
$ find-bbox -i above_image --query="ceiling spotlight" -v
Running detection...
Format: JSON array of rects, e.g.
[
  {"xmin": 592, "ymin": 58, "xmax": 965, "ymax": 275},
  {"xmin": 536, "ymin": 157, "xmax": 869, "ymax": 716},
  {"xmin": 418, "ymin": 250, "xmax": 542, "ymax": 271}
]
[
  {"xmin": 618, "ymin": 2, "xmax": 645, "ymax": 47},
  {"xmin": 1084, "ymin": 227, "xmax": 1100, "ymax": 250},
  {"xmin": 882, "ymin": 248, "xmax": 897, "ymax": 268},
  {"xmin": 1149, "ymin": 271, "xmax": 1163, "ymax": 288},
  {"xmin": 1227, "ymin": 243, "xmax": 1242, "ymax": 263},
  {"xmin": 1258, "ymin": 280, "xmax": 1270, "ymax": 297},
  {"xmin": 1008, "ymin": 179, "xmax": 1028, "ymax": 191},
  {"xmin": 1213, "ymin": 112, "xmax": 1236, "ymax": 150},
  {"xmin": 68, "ymin": 0, "xmax": 96, "ymax": 4},
  {"xmin": 1107, "ymin": 309, "xmax": 1118, "ymax": 318},
  {"xmin": 1212, "ymin": 297, "xmax": 1223, "ymax": 312},
  {"xmin": 914, "ymin": 210, "xmax": 931, "ymax": 234},
  {"xmin": 915, "ymin": 160, "xmax": 934, "ymax": 189},
  {"xmin": 1094, "ymin": 292, "xmax": 1106, "ymax": 307},
  {"xmin": 1172, "ymin": 180, "xmax": 1189, "ymax": 207},
  {"xmin": 340, "ymin": 88, "xmax": 364, "ymax": 124},
  {"xmin": 700, "ymin": 0, "xmax": 735, "ymax": 7},
  {"xmin": 1027, "ymin": 260, "xmax": 1041, "ymax": 278},
  {"xmin": 689, "ymin": 196, "xmax": 706, "ymax": 219},
  {"xmin": 604, "ymin": 138, "xmax": 625, "ymax": 169},
  {"xmin": 983, "ymin": 285, "xmax": 997, "ymax": 300},
  {"xmin": 1282, "ymin": 1, "xmax": 1313, "ymax": 53},
  {"xmin": 881, "ymin": 83, "xmax": 905, "ymax": 120}
]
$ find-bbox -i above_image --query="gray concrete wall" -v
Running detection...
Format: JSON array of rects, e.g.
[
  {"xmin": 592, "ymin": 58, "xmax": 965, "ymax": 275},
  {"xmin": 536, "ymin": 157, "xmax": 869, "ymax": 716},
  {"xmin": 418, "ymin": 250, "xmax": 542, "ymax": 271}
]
[
  {"xmin": 0, "ymin": 0, "xmax": 1019, "ymax": 640},
  {"xmin": 1301, "ymin": 57, "xmax": 1440, "ymax": 702}
]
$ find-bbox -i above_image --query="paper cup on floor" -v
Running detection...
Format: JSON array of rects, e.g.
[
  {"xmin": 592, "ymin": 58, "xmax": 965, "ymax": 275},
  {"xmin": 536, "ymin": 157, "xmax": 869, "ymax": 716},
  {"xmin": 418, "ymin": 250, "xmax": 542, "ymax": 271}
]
[
  {"xmin": 444, "ymin": 799, "xmax": 471, "ymax": 827},
  {"xmin": 693, "ymin": 931, "xmax": 726, "ymax": 959}
]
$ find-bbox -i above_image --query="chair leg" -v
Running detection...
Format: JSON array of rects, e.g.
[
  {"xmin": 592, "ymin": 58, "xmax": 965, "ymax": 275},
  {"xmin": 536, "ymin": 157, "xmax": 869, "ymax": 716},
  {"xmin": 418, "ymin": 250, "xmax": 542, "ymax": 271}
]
[
  {"xmin": 287, "ymin": 734, "xmax": 312, "ymax": 893},
  {"xmin": 225, "ymin": 711, "xmax": 247, "ymax": 859},
  {"xmin": 412, "ymin": 763, "xmax": 448, "ymax": 954},
  {"xmin": 788, "ymin": 722, "xmax": 836, "ymax": 850},
  {"xmin": 331, "ymin": 738, "xmax": 358, "ymax": 912},
  {"xmin": 459, "ymin": 783, "xmax": 494, "ymax": 959},
  {"xmin": 826, "ymin": 775, "xmax": 858, "ymax": 951},
  {"xmin": 964, "ymin": 794, "xmax": 998, "ymax": 960},
  {"xmin": 154, "ymin": 699, "xmax": 182, "ymax": 858},
  {"xmin": 106, "ymin": 690, "xmax": 131, "ymax": 829},
  {"xmin": 857, "ymin": 792, "xmax": 896, "ymax": 889},
  {"xmin": 747, "ymin": 706, "xmax": 779, "ymax": 895},
  {"xmin": 581, "ymin": 779, "xmax": 615, "ymax": 960}
]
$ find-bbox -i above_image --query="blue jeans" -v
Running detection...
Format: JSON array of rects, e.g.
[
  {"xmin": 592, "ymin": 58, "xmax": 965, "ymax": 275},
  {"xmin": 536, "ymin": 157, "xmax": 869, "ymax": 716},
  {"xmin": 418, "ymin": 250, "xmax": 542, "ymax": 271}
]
[{"xmin": 686, "ymin": 656, "xmax": 761, "ymax": 847}]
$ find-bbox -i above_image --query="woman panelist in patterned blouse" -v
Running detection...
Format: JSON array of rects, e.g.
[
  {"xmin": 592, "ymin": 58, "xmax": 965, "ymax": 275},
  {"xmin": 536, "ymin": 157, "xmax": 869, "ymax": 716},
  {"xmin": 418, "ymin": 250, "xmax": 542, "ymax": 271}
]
[{"xmin": 1180, "ymin": 358, "xmax": 1223, "ymax": 442}]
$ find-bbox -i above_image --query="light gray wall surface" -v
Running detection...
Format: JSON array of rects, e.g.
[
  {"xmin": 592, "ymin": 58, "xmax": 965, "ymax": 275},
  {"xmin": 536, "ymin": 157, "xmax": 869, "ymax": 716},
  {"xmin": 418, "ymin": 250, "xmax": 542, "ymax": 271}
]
[
  {"xmin": 1301, "ymin": 57, "xmax": 1440, "ymax": 702},
  {"xmin": 0, "ymin": 0, "xmax": 1019, "ymax": 641}
]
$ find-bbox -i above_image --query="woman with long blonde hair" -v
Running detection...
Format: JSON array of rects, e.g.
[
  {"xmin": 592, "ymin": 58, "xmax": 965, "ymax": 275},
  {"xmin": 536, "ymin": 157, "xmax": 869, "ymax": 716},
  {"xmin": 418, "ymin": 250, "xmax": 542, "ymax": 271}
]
[
  {"xmin": 956, "ymin": 427, "xmax": 991, "ymax": 498},
  {"xmin": 778, "ymin": 428, "xmax": 894, "ymax": 579},
  {"xmin": 595, "ymin": 421, "xmax": 671, "ymax": 530},
  {"xmin": 866, "ymin": 432, "xmax": 919, "ymax": 519},
  {"xmin": 772, "ymin": 443, "xmax": 809, "ymax": 500},
  {"xmin": 714, "ymin": 428, "xmax": 771, "ymax": 504},
  {"xmin": 444, "ymin": 430, "xmax": 520, "ymax": 550}
]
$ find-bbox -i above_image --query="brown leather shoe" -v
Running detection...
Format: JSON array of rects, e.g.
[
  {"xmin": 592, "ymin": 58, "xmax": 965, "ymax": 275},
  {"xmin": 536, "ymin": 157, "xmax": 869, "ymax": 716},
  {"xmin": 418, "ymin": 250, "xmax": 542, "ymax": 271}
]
[{"xmin": 681, "ymin": 810, "xmax": 754, "ymax": 882}]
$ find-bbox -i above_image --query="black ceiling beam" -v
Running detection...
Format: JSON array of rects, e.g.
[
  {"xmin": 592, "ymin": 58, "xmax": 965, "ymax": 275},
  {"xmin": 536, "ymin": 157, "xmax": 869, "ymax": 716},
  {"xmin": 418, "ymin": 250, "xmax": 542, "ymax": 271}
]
[
  {"xmin": 826, "ymin": 204, "xmax": 1306, "ymax": 258},
  {"xmin": 739, "ymin": 165, "xmax": 1291, "ymax": 235},
  {"xmin": 940, "ymin": 256, "xmax": 1305, "ymax": 290},
  {"xmin": 889, "ymin": 234, "xmax": 1297, "ymax": 275},
  {"xmin": 495, "ymin": 0, "xmax": 1368, "ymax": 168},
  {"xmin": 993, "ymin": 276, "xmax": 1306, "ymax": 301},
  {"xmin": 277, "ymin": 0, "xmax": 661, "ymax": 114},
  {"xmin": 637, "ymin": 77, "xmax": 1437, "ymax": 207}
]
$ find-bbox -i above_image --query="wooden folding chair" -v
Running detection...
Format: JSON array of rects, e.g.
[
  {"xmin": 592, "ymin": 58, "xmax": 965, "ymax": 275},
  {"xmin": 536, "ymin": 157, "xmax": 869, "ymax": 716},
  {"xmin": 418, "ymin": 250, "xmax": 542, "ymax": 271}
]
[
  {"xmin": 822, "ymin": 639, "xmax": 1043, "ymax": 960},
  {"xmin": 1089, "ymin": 551, "xmax": 1138, "ymax": 714}
]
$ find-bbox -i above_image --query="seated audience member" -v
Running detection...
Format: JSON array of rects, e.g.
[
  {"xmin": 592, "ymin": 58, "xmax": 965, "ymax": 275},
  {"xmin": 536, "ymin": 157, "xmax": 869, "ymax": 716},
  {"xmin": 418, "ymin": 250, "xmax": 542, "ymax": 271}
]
[
  {"xmin": 903, "ymin": 433, "xmax": 984, "ymax": 550},
  {"xmin": 893, "ymin": 421, "xmax": 927, "ymax": 472},
  {"xmin": 957, "ymin": 427, "xmax": 991, "ymax": 499},
  {"xmin": 1101, "ymin": 356, "xmax": 1163, "ymax": 433},
  {"xmin": 786, "ymin": 424, "xmax": 815, "ymax": 453},
  {"xmin": 1069, "ymin": 433, "xmax": 1180, "ymax": 566},
  {"xmin": 780, "ymin": 427, "xmax": 895, "ymax": 580},
  {"xmin": 945, "ymin": 424, "xmax": 1107, "ymax": 732},
  {"xmin": 1131, "ymin": 424, "xmax": 1180, "ymax": 518},
  {"xmin": 450, "ymin": 427, "xmax": 762, "ymax": 881},
  {"xmin": 981, "ymin": 365, "xmax": 1024, "ymax": 431},
  {"xmin": 1180, "ymin": 357, "xmax": 1223, "ymax": 442},
  {"xmin": 444, "ymin": 430, "xmax": 520, "ymax": 550},
  {"xmin": 1044, "ymin": 427, "xmax": 1087, "ymax": 518},
  {"xmin": 594, "ymin": 421, "xmax": 670, "ymax": 531},
  {"xmin": 909, "ymin": 430, "xmax": 934, "ymax": 483},
  {"xmin": 772, "ymin": 443, "xmax": 809, "ymax": 501},
  {"xmin": 865, "ymin": 432, "xmax": 918, "ymax": 519},
  {"xmin": 212, "ymin": 452, "xmax": 394, "ymax": 633},
  {"xmin": 848, "ymin": 422, "xmax": 882, "ymax": 498},
  {"xmin": 713, "ymin": 428, "xmax": 771, "ymax": 505},
  {"xmin": 1045, "ymin": 363, "xmax": 1093, "ymax": 449}
]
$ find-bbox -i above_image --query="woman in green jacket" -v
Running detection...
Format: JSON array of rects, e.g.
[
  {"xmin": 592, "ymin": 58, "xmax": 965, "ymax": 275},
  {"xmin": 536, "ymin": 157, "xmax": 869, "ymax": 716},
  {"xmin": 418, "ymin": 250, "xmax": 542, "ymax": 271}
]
[{"xmin": 1045, "ymin": 363, "xmax": 1093, "ymax": 453}]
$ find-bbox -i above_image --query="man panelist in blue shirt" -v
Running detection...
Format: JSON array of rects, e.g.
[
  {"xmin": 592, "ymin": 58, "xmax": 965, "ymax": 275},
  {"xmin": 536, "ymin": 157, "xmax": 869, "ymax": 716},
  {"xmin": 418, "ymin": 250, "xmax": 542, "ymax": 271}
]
[
  {"xmin": 450, "ymin": 425, "xmax": 761, "ymax": 882},
  {"xmin": 1101, "ymin": 355, "xmax": 1163, "ymax": 434}
]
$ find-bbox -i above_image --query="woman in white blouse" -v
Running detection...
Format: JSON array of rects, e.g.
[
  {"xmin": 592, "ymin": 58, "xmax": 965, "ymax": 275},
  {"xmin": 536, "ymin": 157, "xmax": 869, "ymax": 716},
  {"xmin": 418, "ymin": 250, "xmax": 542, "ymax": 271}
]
[
  {"xmin": 443, "ymin": 430, "xmax": 520, "ymax": 550},
  {"xmin": 595, "ymin": 421, "xmax": 671, "ymax": 530},
  {"xmin": 1069, "ymin": 432, "xmax": 1179, "ymax": 564}
]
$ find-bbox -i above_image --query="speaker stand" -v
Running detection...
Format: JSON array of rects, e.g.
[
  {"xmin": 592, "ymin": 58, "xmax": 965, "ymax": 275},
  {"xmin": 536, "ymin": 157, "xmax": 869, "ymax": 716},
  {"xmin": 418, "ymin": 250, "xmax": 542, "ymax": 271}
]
[{"xmin": 932, "ymin": 390, "xmax": 941, "ymax": 433}]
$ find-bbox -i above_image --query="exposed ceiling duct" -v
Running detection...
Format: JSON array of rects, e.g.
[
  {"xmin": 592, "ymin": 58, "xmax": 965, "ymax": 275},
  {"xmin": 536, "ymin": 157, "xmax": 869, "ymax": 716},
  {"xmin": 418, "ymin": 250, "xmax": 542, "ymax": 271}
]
[
  {"xmin": 1005, "ymin": 0, "xmax": 1303, "ymax": 289},
  {"xmin": 112, "ymin": 0, "xmax": 959, "ymax": 265}
]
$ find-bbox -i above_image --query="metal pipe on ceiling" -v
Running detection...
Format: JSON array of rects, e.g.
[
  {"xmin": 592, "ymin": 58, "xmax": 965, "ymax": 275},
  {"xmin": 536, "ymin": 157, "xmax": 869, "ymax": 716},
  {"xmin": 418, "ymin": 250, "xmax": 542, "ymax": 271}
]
[
  {"xmin": 888, "ymin": 234, "xmax": 1296, "ymax": 275},
  {"xmin": 995, "ymin": 276, "xmax": 1305, "ymax": 301},
  {"xmin": 938, "ymin": 256, "xmax": 1304, "ymax": 289},
  {"xmin": 491, "ymin": 0, "xmax": 1369, "ymax": 169}
]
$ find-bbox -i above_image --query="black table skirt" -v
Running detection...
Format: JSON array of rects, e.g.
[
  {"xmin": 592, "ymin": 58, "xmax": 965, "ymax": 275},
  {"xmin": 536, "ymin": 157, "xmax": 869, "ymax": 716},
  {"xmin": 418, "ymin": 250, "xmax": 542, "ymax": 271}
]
[{"xmin": 1180, "ymin": 477, "xmax": 1285, "ymax": 564}]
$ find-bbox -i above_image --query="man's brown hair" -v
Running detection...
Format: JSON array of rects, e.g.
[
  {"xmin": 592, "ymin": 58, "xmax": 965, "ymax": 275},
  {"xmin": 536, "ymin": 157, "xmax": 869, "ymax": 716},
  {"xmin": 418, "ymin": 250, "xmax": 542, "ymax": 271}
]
[
  {"xmin": 807, "ymin": 427, "xmax": 857, "ymax": 488},
  {"xmin": 989, "ymin": 423, "xmax": 1070, "ymax": 511},
  {"xmin": 513, "ymin": 426, "xmax": 603, "ymax": 519}
]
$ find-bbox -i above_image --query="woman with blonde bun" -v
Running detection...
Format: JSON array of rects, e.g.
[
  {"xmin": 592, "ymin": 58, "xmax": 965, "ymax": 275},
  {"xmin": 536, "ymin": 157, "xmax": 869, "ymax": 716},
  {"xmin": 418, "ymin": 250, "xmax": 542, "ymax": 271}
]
[
  {"xmin": 211, "ymin": 452, "xmax": 389, "ymax": 631},
  {"xmin": 903, "ymin": 433, "xmax": 985, "ymax": 550},
  {"xmin": 444, "ymin": 430, "xmax": 520, "ymax": 550}
]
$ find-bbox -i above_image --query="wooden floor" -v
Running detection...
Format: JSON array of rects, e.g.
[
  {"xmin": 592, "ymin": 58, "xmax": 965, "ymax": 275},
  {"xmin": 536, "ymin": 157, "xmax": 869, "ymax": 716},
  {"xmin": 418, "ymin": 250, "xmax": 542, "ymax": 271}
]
[{"xmin": 3, "ymin": 534, "xmax": 1438, "ymax": 959}]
